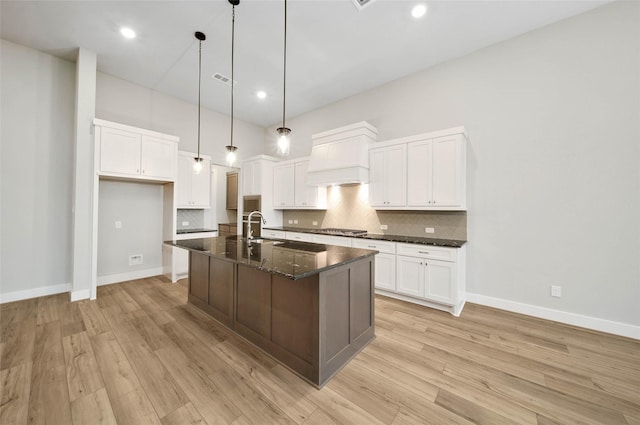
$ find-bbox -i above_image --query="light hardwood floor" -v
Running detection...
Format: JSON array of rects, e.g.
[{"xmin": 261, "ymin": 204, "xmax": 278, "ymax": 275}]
[{"xmin": 1, "ymin": 276, "xmax": 639, "ymax": 425}]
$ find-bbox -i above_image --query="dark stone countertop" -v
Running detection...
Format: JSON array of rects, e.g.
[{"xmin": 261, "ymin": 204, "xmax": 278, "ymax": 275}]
[
  {"xmin": 263, "ymin": 227, "xmax": 466, "ymax": 248},
  {"xmin": 165, "ymin": 236, "xmax": 377, "ymax": 280}
]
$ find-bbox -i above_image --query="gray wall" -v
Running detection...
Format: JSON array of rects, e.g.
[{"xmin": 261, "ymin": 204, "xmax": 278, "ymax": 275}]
[
  {"xmin": 1, "ymin": 39, "xmax": 75, "ymax": 298},
  {"xmin": 96, "ymin": 72, "xmax": 266, "ymax": 165},
  {"xmin": 97, "ymin": 180, "xmax": 164, "ymax": 277},
  {"xmin": 266, "ymin": 2, "xmax": 640, "ymax": 327}
]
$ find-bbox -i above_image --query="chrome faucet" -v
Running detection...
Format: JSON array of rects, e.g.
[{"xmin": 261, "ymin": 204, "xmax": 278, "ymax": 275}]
[{"xmin": 247, "ymin": 210, "xmax": 266, "ymax": 240}]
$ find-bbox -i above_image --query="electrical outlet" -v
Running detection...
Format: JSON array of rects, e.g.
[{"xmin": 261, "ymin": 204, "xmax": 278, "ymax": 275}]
[
  {"xmin": 551, "ymin": 285, "xmax": 562, "ymax": 298},
  {"xmin": 115, "ymin": 220, "xmax": 122, "ymax": 229},
  {"xmin": 288, "ymin": 220, "xmax": 293, "ymax": 224},
  {"xmin": 181, "ymin": 221, "xmax": 189, "ymax": 226},
  {"xmin": 312, "ymin": 221, "xmax": 318, "ymax": 226},
  {"xmin": 425, "ymin": 227, "xmax": 435, "ymax": 234},
  {"xmin": 380, "ymin": 224, "xmax": 388, "ymax": 230},
  {"xmin": 129, "ymin": 254, "xmax": 143, "ymax": 266},
  {"xmin": 294, "ymin": 220, "xmax": 299, "ymax": 224}
]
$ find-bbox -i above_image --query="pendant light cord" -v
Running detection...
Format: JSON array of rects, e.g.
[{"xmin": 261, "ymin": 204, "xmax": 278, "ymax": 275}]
[
  {"xmin": 282, "ymin": 0, "xmax": 287, "ymax": 129},
  {"xmin": 197, "ymin": 37, "xmax": 202, "ymax": 159},
  {"xmin": 230, "ymin": 4, "xmax": 236, "ymax": 148}
]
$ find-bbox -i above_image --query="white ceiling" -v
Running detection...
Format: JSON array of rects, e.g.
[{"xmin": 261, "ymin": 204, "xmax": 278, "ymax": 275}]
[{"xmin": 1, "ymin": 0, "xmax": 610, "ymax": 128}]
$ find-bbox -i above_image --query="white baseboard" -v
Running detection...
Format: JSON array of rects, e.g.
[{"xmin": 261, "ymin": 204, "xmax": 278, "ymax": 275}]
[
  {"xmin": 97, "ymin": 267, "xmax": 164, "ymax": 286},
  {"xmin": 0, "ymin": 283, "xmax": 71, "ymax": 304},
  {"xmin": 71, "ymin": 289, "xmax": 91, "ymax": 302},
  {"xmin": 466, "ymin": 293, "xmax": 640, "ymax": 340}
]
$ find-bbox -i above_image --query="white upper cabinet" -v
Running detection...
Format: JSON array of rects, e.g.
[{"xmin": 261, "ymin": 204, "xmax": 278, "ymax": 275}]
[
  {"xmin": 95, "ymin": 119, "xmax": 178, "ymax": 182},
  {"xmin": 273, "ymin": 163, "xmax": 295, "ymax": 207},
  {"xmin": 370, "ymin": 127, "xmax": 467, "ymax": 211},
  {"xmin": 408, "ymin": 134, "xmax": 464, "ymax": 208},
  {"xmin": 177, "ymin": 152, "xmax": 210, "ymax": 208},
  {"xmin": 369, "ymin": 144, "xmax": 407, "ymax": 207},
  {"xmin": 273, "ymin": 157, "xmax": 327, "ymax": 210},
  {"xmin": 242, "ymin": 160, "xmax": 263, "ymax": 196}
]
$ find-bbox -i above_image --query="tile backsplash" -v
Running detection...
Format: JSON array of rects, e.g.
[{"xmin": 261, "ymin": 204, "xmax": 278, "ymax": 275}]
[
  {"xmin": 176, "ymin": 209, "xmax": 204, "ymax": 230},
  {"xmin": 282, "ymin": 185, "xmax": 466, "ymax": 240}
]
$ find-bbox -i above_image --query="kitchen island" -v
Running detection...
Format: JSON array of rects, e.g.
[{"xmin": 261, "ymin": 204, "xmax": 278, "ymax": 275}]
[{"xmin": 166, "ymin": 236, "xmax": 377, "ymax": 388}]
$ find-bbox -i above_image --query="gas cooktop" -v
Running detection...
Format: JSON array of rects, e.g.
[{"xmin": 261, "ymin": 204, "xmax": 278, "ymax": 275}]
[{"xmin": 313, "ymin": 228, "xmax": 367, "ymax": 236}]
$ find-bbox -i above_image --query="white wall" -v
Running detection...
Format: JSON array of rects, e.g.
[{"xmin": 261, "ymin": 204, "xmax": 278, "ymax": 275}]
[
  {"xmin": 97, "ymin": 180, "xmax": 164, "ymax": 279},
  {"xmin": 0, "ymin": 39, "xmax": 76, "ymax": 301},
  {"xmin": 96, "ymin": 72, "xmax": 265, "ymax": 165},
  {"xmin": 266, "ymin": 2, "xmax": 640, "ymax": 329}
]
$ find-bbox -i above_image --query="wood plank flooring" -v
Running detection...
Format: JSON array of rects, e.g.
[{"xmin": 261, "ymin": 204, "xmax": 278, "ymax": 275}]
[{"xmin": 1, "ymin": 276, "xmax": 638, "ymax": 425}]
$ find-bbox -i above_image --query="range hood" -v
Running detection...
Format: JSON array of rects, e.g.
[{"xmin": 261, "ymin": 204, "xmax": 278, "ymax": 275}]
[{"xmin": 307, "ymin": 121, "xmax": 378, "ymax": 186}]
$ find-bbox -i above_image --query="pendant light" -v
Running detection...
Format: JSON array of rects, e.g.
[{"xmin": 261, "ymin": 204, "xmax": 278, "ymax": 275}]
[
  {"xmin": 226, "ymin": 0, "xmax": 240, "ymax": 166},
  {"xmin": 276, "ymin": 0, "xmax": 291, "ymax": 156},
  {"xmin": 193, "ymin": 31, "xmax": 206, "ymax": 174}
]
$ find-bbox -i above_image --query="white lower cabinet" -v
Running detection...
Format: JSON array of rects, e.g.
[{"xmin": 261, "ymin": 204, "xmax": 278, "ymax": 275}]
[
  {"xmin": 285, "ymin": 232, "xmax": 314, "ymax": 243},
  {"xmin": 394, "ymin": 243, "xmax": 465, "ymax": 315},
  {"xmin": 311, "ymin": 234, "xmax": 352, "ymax": 247},
  {"xmin": 263, "ymin": 229, "xmax": 286, "ymax": 239},
  {"xmin": 352, "ymin": 239, "xmax": 396, "ymax": 291}
]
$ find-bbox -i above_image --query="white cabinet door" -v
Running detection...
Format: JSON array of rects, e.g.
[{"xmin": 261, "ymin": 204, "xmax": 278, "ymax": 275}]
[
  {"xmin": 191, "ymin": 158, "xmax": 211, "ymax": 207},
  {"xmin": 243, "ymin": 161, "xmax": 263, "ymax": 195},
  {"xmin": 141, "ymin": 136, "xmax": 175, "ymax": 179},
  {"xmin": 407, "ymin": 139, "xmax": 432, "ymax": 206},
  {"xmin": 369, "ymin": 145, "xmax": 406, "ymax": 207},
  {"xmin": 396, "ymin": 255, "xmax": 424, "ymax": 298},
  {"xmin": 273, "ymin": 164, "xmax": 295, "ymax": 208},
  {"xmin": 375, "ymin": 253, "xmax": 396, "ymax": 291},
  {"xmin": 100, "ymin": 127, "xmax": 141, "ymax": 175},
  {"xmin": 425, "ymin": 259, "xmax": 456, "ymax": 305},
  {"xmin": 369, "ymin": 148, "xmax": 387, "ymax": 206},
  {"xmin": 177, "ymin": 155, "xmax": 210, "ymax": 208},
  {"xmin": 431, "ymin": 135, "xmax": 462, "ymax": 207},
  {"xmin": 386, "ymin": 144, "xmax": 407, "ymax": 206},
  {"xmin": 294, "ymin": 160, "xmax": 316, "ymax": 207},
  {"xmin": 176, "ymin": 156, "xmax": 192, "ymax": 207}
]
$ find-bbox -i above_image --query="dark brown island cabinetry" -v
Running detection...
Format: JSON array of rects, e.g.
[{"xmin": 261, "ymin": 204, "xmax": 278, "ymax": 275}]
[{"xmin": 176, "ymin": 236, "xmax": 376, "ymax": 387}]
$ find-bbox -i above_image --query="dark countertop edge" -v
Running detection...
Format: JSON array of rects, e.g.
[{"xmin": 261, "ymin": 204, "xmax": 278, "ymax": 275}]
[
  {"xmin": 163, "ymin": 240, "xmax": 378, "ymax": 280},
  {"xmin": 176, "ymin": 228, "xmax": 218, "ymax": 234},
  {"xmin": 262, "ymin": 227, "xmax": 467, "ymax": 247}
]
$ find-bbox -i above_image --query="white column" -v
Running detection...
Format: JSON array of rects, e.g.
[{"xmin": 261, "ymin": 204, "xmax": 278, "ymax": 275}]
[{"xmin": 71, "ymin": 48, "xmax": 97, "ymax": 301}]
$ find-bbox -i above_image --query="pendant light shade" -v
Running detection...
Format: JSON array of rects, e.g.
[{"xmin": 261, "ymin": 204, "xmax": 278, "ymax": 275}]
[
  {"xmin": 226, "ymin": 0, "xmax": 240, "ymax": 166},
  {"xmin": 277, "ymin": 0, "xmax": 291, "ymax": 156},
  {"xmin": 193, "ymin": 31, "xmax": 206, "ymax": 173}
]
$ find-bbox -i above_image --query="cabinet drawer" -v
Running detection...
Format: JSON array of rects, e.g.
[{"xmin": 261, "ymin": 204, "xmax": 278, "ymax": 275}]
[
  {"xmin": 351, "ymin": 238, "xmax": 396, "ymax": 254},
  {"xmin": 286, "ymin": 232, "xmax": 314, "ymax": 242},
  {"xmin": 263, "ymin": 229, "xmax": 286, "ymax": 239},
  {"xmin": 396, "ymin": 243, "xmax": 457, "ymax": 262},
  {"xmin": 312, "ymin": 234, "xmax": 352, "ymax": 247}
]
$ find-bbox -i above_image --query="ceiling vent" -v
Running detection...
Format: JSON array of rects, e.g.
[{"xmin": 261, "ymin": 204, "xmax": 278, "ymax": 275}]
[
  {"xmin": 352, "ymin": 0, "xmax": 375, "ymax": 11},
  {"xmin": 212, "ymin": 72, "xmax": 237, "ymax": 86}
]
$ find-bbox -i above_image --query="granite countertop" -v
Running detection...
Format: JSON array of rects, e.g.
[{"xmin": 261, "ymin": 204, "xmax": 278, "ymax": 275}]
[
  {"xmin": 166, "ymin": 236, "xmax": 377, "ymax": 280},
  {"xmin": 176, "ymin": 228, "xmax": 218, "ymax": 234},
  {"xmin": 263, "ymin": 226, "xmax": 466, "ymax": 248}
]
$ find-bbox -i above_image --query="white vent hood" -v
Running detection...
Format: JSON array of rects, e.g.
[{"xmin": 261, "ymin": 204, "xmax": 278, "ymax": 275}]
[{"xmin": 307, "ymin": 121, "xmax": 378, "ymax": 187}]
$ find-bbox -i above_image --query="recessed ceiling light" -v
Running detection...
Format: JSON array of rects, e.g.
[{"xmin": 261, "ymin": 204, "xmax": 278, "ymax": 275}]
[
  {"xmin": 411, "ymin": 4, "xmax": 427, "ymax": 19},
  {"xmin": 120, "ymin": 27, "xmax": 136, "ymax": 39},
  {"xmin": 256, "ymin": 91, "xmax": 267, "ymax": 100}
]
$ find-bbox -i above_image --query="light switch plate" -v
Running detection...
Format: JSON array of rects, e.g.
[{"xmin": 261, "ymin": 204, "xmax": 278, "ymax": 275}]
[
  {"xmin": 115, "ymin": 220, "xmax": 122, "ymax": 229},
  {"xmin": 380, "ymin": 224, "xmax": 388, "ymax": 230},
  {"xmin": 312, "ymin": 221, "xmax": 318, "ymax": 226},
  {"xmin": 425, "ymin": 227, "xmax": 435, "ymax": 233},
  {"xmin": 294, "ymin": 220, "xmax": 299, "ymax": 224},
  {"xmin": 288, "ymin": 220, "xmax": 293, "ymax": 224},
  {"xmin": 181, "ymin": 221, "xmax": 189, "ymax": 226},
  {"xmin": 551, "ymin": 285, "xmax": 562, "ymax": 297}
]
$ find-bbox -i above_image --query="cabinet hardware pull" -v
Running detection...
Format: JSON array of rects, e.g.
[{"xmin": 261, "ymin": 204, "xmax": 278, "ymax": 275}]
[
  {"xmin": 368, "ymin": 245, "xmax": 376, "ymax": 248},
  {"xmin": 418, "ymin": 251, "xmax": 430, "ymax": 254}
]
